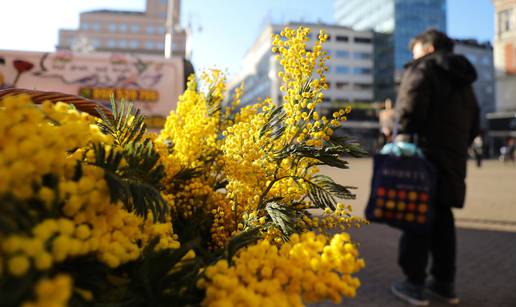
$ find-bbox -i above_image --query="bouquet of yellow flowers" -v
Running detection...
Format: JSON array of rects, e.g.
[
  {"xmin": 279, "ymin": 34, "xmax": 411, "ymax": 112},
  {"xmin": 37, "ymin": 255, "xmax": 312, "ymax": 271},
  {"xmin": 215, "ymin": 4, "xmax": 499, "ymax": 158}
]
[{"xmin": 0, "ymin": 27, "xmax": 366, "ymax": 307}]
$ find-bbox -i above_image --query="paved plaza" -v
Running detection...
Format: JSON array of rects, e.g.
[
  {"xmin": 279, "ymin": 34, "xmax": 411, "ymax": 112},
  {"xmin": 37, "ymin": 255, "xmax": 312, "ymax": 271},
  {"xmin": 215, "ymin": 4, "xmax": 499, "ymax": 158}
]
[{"xmin": 316, "ymin": 159, "xmax": 516, "ymax": 307}]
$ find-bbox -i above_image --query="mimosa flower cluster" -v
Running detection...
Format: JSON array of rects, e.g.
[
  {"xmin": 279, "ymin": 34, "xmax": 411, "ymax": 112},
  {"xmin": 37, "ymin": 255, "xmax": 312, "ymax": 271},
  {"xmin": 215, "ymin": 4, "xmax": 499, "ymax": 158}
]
[
  {"xmin": 155, "ymin": 26, "xmax": 366, "ymax": 305},
  {"xmin": 0, "ymin": 95, "xmax": 180, "ymax": 306},
  {"xmin": 1, "ymin": 26, "xmax": 365, "ymax": 307},
  {"xmin": 199, "ymin": 232, "xmax": 365, "ymax": 307}
]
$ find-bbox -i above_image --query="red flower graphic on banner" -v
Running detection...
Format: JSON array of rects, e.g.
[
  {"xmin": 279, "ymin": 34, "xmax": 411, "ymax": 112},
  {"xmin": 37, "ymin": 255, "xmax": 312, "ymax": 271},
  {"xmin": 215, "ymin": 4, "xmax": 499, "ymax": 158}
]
[{"xmin": 12, "ymin": 59, "xmax": 35, "ymax": 86}]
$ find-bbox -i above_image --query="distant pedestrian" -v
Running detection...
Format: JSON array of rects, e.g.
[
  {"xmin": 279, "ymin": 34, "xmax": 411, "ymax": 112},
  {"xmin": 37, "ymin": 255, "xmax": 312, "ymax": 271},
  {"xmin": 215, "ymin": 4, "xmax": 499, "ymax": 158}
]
[
  {"xmin": 472, "ymin": 135, "xmax": 483, "ymax": 168},
  {"xmin": 506, "ymin": 138, "xmax": 515, "ymax": 164},
  {"xmin": 379, "ymin": 98, "xmax": 395, "ymax": 147},
  {"xmin": 389, "ymin": 29, "xmax": 480, "ymax": 306}
]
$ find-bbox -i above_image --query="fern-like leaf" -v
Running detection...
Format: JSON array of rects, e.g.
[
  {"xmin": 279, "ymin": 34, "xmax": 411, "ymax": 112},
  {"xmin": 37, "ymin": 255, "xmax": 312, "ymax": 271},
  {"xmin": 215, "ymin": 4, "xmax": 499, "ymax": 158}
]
[
  {"xmin": 265, "ymin": 202, "xmax": 300, "ymax": 236},
  {"xmin": 328, "ymin": 135, "xmax": 368, "ymax": 158},
  {"xmin": 92, "ymin": 99, "xmax": 169, "ymax": 221},
  {"xmin": 274, "ymin": 144, "xmax": 350, "ymax": 169},
  {"xmin": 121, "ymin": 238, "xmax": 203, "ymax": 306},
  {"xmin": 259, "ymin": 105, "xmax": 286, "ymax": 139},
  {"xmin": 121, "ymin": 139, "xmax": 165, "ymax": 187},
  {"xmin": 225, "ymin": 227, "xmax": 261, "ymax": 264},
  {"xmin": 96, "ymin": 97, "xmax": 147, "ymax": 147},
  {"xmin": 90, "ymin": 143, "xmax": 168, "ymax": 221},
  {"xmin": 305, "ymin": 175, "xmax": 356, "ymax": 210}
]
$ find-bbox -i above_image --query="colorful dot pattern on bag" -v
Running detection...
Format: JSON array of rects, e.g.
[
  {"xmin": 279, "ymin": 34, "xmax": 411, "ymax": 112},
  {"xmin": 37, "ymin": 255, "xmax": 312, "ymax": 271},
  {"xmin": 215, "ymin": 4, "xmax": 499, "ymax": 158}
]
[{"xmin": 374, "ymin": 187, "xmax": 429, "ymax": 224}]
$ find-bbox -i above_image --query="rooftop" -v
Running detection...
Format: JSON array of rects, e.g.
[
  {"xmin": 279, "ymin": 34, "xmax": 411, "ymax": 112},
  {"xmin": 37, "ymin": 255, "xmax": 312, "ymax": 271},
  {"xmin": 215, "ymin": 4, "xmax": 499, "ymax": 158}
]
[
  {"xmin": 454, "ymin": 38, "xmax": 493, "ymax": 49},
  {"xmin": 274, "ymin": 21, "xmax": 367, "ymax": 32},
  {"xmin": 82, "ymin": 9, "xmax": 145, "ymax": 16}
]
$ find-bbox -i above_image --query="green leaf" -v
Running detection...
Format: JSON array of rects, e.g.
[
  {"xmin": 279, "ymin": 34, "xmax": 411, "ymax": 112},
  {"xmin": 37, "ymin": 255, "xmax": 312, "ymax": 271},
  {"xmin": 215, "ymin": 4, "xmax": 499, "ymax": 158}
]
[
  {"xmin": 259, "ymin": 105, "xmax": 286, "ymax": 139},
  {"xmin": 225, "ymin": 227, "xmax": 261, "ymax": 264},
  {"xmin": 121, "ymin": 139, "xmax": 165, "ymax": 188},
  {"xmin": 306, "ymin": 175, "xmax": 356, "ymax": 210},
  {"xmin": 90, "ymin": 143, "xmax": 168, "ymax": 222},
  {"xmin": 172, "ymin": 210, "xmax": 213, "ymax": 253},
  {"xmin": 171, "ymin": 167, "xmax": 203, "ymax": 186},
  {"xmin": 265, "ymin": 202, "xmax": 300, "ymax": 236},
  {"xmin": 96, "ymin": 98, "xmax": 147, "ymax": 148},
  {"xmin": 206, "ymin": 85, "xmax": 223, "ymax": 117},
  {"xmin": 0, "ymin": 272, "xmax": 36, "ymax": 307},
  {"xmin": 91, "ymin": 100, "xmax": 169, "ymax": 221},
  {"xmin": 0, "ymin": 193, "xmax": 58, "ymax": 235},
  {"xmin": 124, "ymin": 238, "xmax": 203, "ymax": 306},
  {"xmin": 328, "ymin": 135, "xmax": 368, "ymax": 158},
  {"xmin": 274, "ymin": 144, "xmax": 350, "ymax": 169}
]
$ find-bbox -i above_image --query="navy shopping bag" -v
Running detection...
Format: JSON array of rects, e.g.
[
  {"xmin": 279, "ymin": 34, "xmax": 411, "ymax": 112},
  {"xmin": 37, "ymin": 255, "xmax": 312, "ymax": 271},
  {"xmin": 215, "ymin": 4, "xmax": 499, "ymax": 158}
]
[{"xmin": 365, "ymin": 152, "xmax": 437, "ymax": 234}]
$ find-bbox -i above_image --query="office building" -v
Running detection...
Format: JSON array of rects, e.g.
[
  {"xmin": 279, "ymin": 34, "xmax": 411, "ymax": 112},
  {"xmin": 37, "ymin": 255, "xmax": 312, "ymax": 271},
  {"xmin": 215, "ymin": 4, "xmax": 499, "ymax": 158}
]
[
  {"xmin": 489, "ymin": 0, "xmax": 516, "ymax": 152},
  {"xmin": 57, "ymin": 0, "xmax": 186, "ymax": 57},
  {"xmin": 454, "ymin": 39, "xmax": 495, "ymax": 130},
  {"xmin": 228, "ymin": 22, "xmax": 380, "ymax": 151},
  {"xmin": 493, "ymin": 0, "xmax": 516, "ymax": 112},
  {"xmin": 334, "ymin": 0, "xmax": 447, "ymax": 100}
]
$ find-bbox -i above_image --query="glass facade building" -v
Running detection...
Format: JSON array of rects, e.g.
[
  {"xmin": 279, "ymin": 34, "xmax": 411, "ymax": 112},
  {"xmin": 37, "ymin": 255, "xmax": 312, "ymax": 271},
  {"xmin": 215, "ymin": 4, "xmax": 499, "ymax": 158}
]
[
  {"xmin": 454, "ymin": 40, "xmax": 495, "ymax": 131},
  {"xmin": 335, "ymin": 0, "xmax": 447, "ymax": 100}
]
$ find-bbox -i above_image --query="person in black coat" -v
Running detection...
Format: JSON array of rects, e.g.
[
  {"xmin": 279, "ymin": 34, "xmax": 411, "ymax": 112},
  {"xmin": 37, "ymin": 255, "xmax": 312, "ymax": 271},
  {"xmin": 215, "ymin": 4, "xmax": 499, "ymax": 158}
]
[{"xmin": 390, "ymin": 29, "xmax": 480, "ymax": 306}]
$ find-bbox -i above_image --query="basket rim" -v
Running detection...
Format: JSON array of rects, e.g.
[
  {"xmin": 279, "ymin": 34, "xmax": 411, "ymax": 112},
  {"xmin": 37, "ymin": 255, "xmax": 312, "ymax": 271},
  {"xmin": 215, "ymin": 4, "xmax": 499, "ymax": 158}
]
[{"xmin": 0, "ymin": 88, "xmax": 112, "ymax": 118}]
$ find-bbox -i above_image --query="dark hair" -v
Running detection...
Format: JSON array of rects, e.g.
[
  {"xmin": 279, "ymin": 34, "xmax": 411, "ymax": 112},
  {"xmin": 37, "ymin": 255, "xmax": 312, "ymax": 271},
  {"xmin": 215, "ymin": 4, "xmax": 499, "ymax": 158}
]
[{"xmin": 409, "ymin": 29, "xmax": 454, "ymax": 52}]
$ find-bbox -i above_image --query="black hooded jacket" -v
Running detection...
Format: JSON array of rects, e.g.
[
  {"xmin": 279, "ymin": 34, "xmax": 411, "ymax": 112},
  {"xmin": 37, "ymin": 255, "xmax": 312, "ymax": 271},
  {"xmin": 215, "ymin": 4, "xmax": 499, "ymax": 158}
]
[{"xmin": 394, "ymin": 51, "xmax": 480, "ymax": 208}]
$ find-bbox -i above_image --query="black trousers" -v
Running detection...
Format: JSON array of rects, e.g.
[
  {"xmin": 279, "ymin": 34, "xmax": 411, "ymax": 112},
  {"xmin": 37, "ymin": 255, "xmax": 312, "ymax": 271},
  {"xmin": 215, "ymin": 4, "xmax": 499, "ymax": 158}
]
[{"xmin": 398, "ymin": 206, "xmax": 456, "ymax": 285}]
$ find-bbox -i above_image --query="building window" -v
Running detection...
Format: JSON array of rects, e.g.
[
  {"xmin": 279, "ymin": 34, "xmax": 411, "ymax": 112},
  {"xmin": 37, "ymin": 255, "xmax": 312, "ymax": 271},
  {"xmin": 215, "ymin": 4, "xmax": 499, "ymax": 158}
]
[
  {"xmin": 91, "ymin": 39, "xmax": 101, "ymax": 48},
  {"xmin": 335, "ymin": 50, "xmax": 350, "ymax": 58},
  {"xmin": 160, "ymin": 11, "xmax": 167, "ymax": 18},
  {"xmin": 92, "ymin": 23, "xmax": 101, "ymax": 32},
  {"xmin": 481, "ymin": 56, "xmax": 492, "ymax": 65},
  {"xmin": 147, "ymin": 25, "xmax": 155, "ymax": 34},
  {"xmin": 335, "ymin": 66, "xmax": 350, "ymax": 74},
  {"xmin": 156, "ymin": 42, "xmax": 165, "ymax": 49},
  {"xmin": 119, "ymin": 23, "xmax": 128, "ymax": 32},
  {"xmin": 353, "ymin": 83, "xmax": 372, "ymax": 90},
  {"xmin": 336, "ymin": 35, "xmax": 349, "ymax": 42},
  {"xmin": 160, "ymin": 0, "xmax": 167, "ymax": 4},
  {"xmin": 354, "ymin": 37, "xmax": 372, "ymax": 44},
  {"xmin": 81, "ymin": 22, "xmax": 89, "ymax": 31},
  {"xmin": 466, "ymin": 54, "xmax": 477, "ymax": 63},
  {"xmin": 333, "ymin": 97, "xmax": 347, "ymax": 103},
  {"xmin": 353, "ymin": 52, "xmax": 372, "ymax": 60},
  {"xmin": 335, "ymin": 82, "xmax": 348, "ymax": 89},
  {"xmin": 107, "ymin": 39, "xmax": 116, "ymax": 48},
  {"xmin": 499, "ymin": 9, "xmax": 514, "ymax": 34},
  {"xmin": 131, "ymin": 24, "xmax": 140, "ymax": 33},
  {"xmin": 118, "ymin": 40, "xmax": 127, "ymax": 48},
  {"xmin": 130, "ymin": 40, "xmax": 139, "ymax": 49},
  {"xmin": 145, "ymin": 41, "xmax": 154, "ymax": 49},
  {"xmin": 352, "ymin": 67, "xmax": 372, "ymax": 75},
  {"xmin": 108, "ymin": 23, "xmax": 117, "ymax": 32},
  {"xmin": 157, "ymin": 26, "xmax": 166, "ymax": 34}
]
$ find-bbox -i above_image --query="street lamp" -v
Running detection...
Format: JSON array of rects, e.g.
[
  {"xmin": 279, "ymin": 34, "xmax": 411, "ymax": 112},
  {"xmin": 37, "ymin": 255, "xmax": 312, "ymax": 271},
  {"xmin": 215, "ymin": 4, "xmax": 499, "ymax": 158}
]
[{"xmin": 164, "ymin": 0, "xmax": 175, "ymax": 58}]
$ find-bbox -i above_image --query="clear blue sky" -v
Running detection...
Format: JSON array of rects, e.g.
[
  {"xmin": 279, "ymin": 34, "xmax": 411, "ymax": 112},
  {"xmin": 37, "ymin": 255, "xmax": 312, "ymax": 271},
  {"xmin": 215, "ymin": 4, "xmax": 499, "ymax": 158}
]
[{"xmin": 0, "ymin": 0, "xmax": 494, "ymax": 80}]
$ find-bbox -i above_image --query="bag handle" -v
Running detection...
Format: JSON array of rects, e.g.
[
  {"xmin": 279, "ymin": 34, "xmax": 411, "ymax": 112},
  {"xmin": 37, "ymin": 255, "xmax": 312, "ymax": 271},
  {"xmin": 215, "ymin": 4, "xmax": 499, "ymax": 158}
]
[
  {"xmin": 392, "ymin": 116, "xmax": 418, "ymax": 145},
  {"xmin": 392, "ymin": 119, "xmax": 399, "ymax": 141}
]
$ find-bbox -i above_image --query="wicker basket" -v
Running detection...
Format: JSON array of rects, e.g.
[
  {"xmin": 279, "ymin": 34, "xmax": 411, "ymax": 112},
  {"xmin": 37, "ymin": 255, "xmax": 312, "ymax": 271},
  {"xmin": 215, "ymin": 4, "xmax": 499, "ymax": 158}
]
[{"xmin": 0, "ymin": 88, "xmax": 112, "ymax": 118}]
